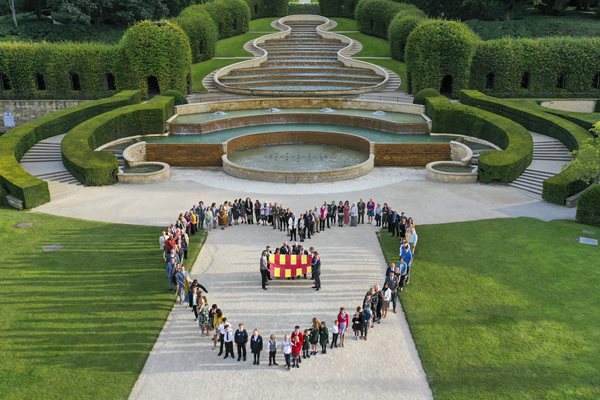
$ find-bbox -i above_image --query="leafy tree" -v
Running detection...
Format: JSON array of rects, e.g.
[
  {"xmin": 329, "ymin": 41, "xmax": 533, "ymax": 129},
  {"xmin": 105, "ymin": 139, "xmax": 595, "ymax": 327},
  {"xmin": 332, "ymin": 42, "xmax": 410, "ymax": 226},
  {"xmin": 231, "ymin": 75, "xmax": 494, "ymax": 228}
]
[
  {"xmin": 7, "ymin": 0, "xmax": 18, "ymax": 26},
  {"xmin": 461, "ymin": 0, "xmax": 526, "ymax": 20},
  {"xmin": 532, "ymin": 0, "xmax": 569, "ymax": 15},
  {"xmin": 48, "ymin": 0, "xmax": 169, "ymax": 25}
]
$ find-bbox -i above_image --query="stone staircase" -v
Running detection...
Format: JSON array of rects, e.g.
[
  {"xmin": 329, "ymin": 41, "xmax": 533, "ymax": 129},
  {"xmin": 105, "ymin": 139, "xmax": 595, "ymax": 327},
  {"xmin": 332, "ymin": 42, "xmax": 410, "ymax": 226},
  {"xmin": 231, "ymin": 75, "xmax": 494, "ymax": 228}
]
[
  {"xmin": 19, "ymin": 134, "xmax": 82, "ymax": 199},
  {"xmin": 217, "ymin": 20, "xmax": 386, "ymax": 92},
  {"xmin": 509, "ymin": 133, "xmax": 573, "ymax": 196}
]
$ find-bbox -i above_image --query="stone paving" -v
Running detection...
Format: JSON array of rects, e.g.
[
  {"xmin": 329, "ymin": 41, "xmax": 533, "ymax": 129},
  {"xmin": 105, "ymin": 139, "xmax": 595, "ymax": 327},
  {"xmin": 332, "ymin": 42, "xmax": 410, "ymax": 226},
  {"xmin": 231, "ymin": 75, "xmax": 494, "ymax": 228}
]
[{"xmin": 129, "ymin": 222, "xmax": 432, "ymax": 400}]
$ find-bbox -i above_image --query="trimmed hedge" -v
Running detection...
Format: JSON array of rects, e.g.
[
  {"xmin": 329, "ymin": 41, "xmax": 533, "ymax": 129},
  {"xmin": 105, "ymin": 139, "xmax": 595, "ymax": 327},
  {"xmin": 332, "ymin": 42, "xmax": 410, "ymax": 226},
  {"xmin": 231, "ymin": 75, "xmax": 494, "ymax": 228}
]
[
  {"xmin": 246, "ymin": 0, "xmax": 288, "ymax": 18},
  {"xmin": 596, "ymin": 100, "xmax": 600, "ymax": 113},
  {"xmin": 0, "ymin": 90, "xmax": 140, "ymax": 208},
  {"xmin": 470, "ymin": 37, "xmax": 600, "ymax": 98},
  {"xmin": 355, "ymin": 0, "xmax": 425, "ymax": 39},
  {"xmin": 388, "ymin": 13, "xmax": 426, "ymax": 61},
  {"xmin": 204, "ymin": 0, "xmax": 250, "ymax": 39},
  {"xmin": 121, "ymin": 20, "xmax": 192, "ymax": 98},
  {"xmin": 460, "ymin": 90, "xmax": 593, "ymax": 204},
  {"xmin": 320, "ymin": 0, "xmax": 359, "ymax": 17},
  {"xmin": 175, "ymin": 6, "xmax": 219, "ymax": 62},
  {"xmin": 576, "ymin": 184, "xmax": 600, "ymax": 227},
  {"xmin": 406, "ymin": 19, "xmax": 478, "ymax": 97},
  {"xmin": 161, "ymin": 90, "xmax": 188, "ymax": 105},
  {"xmin": 413, "ymin": 88, "xmax": 440, "ymax": 105},
  {"xmin": 0, "ymin": 42, "xmax": 121, "ymax": 100},
  {"xmin": 61, "ymin": 96, "xmax": 175, "ymax": 186},
  {"xmin": 424, "ymin": 93, "xmax": 532, "ymax": 183}
]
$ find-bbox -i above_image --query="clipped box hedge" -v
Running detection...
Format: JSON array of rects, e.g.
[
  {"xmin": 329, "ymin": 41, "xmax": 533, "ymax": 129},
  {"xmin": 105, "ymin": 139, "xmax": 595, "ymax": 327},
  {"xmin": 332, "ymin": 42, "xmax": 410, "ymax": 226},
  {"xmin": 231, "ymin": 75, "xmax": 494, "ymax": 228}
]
[
  {"xmin": 424, "ymin": 93, "xmax": 532, "ymax": 183},
  {"xmin": 175, "ymin": 6, "xmax": 219, "ymax": 62},
  {"xmin": 0, "ymin": 90, "xmax": 140, "ymax": 209},
  {"xmin": 246, "ymin": 0, "xmax": 289, "ymax": 18},
  {"xmin": 61, "ymin": 96, "xmax": 175, "ymax": 186},
  {"xmin": 460, "ymin": 90, "xmax": 593, "ymax": 204},
  {"xmin": 203, "ymin": 0, "xmax": 250, "ymax": 39},
  {"xmin": 388, "ymin": 13, "xmax": 426, "ymax": 61},
  {"xmin": 355, "ymin": 0, "xmax": 425, "ymax": 39},
  {"xmin": 576, "ymin": 184, "xmax": 600, "ymax": 227}
]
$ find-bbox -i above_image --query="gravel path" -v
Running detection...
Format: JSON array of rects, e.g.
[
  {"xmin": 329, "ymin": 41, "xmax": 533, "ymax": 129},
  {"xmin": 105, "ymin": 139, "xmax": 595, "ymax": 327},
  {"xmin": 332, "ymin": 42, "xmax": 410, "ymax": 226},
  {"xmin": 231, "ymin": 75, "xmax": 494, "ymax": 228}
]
[{"xmin": 129, "ymin": 223, "xmax": 433, "ymax": 400}]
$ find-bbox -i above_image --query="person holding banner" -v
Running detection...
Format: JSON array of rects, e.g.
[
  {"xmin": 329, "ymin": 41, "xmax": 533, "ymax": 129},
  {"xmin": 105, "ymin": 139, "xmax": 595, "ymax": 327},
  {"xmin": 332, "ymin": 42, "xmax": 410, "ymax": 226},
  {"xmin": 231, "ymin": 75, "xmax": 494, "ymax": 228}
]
[{"xmin": 260, "ymin": 251, "xmax": 269, "ymax": 290}]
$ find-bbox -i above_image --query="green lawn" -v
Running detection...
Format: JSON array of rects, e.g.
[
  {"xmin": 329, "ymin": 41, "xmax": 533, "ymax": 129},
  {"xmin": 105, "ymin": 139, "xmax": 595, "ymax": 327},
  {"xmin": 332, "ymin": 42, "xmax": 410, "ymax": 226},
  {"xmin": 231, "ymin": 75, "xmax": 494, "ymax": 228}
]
[
  {"xmin": 191, "ymin": 58, "xmax": 241, "ymax": 91},
  {"xmin": 0, "ymin": 208, "xmax": 205, "ymax": 400},
  {"xmin": 465, "ymin": 11, "xmax": 600, "ymax": 39},
  {"xmin": 342, "ymin": 31, "xmax": 390, "ymax": 57},
  {"xmin": 215, "ymin": 32, "xmax": 266, "ymax": 57},
  {"xmin": 331, "ymin": 17, "xmax": 358, "ymax": 31},
  {"xmin": 249, "ymin": 17, "xmax": 278, "ymax": 32},
  {"xmin": 379, "ymin": 218, "xmax": 600, "ymax": 400}
]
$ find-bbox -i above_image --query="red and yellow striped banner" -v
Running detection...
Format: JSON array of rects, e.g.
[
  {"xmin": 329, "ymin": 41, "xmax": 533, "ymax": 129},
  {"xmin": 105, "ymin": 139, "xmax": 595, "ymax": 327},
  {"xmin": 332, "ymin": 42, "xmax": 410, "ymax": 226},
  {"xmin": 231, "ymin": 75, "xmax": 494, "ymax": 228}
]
[{"xmin": 269, "ymin": 254, "xmax": 313, "ymax": 278}]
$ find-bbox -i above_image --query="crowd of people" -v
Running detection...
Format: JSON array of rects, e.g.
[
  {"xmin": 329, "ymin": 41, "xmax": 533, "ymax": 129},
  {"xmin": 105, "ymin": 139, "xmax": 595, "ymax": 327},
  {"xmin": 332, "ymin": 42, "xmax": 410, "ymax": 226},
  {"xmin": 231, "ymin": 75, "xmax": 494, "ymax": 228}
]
[{"xmin": 158, "ymin": 197, "xmax": 418, "ymax": 371}]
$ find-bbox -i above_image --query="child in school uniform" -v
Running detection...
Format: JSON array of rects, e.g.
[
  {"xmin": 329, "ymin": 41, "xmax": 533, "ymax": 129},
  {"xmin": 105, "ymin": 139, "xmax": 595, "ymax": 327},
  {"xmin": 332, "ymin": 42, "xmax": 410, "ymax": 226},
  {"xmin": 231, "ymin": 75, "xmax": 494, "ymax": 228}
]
[
  {"xmin": 282, "ymin": 335, "xmax": 292, "ymax": 370},
  {"xmin": 250, "ymin": 329, "xmax": 263, "ymax": 365},
  {"xmin": 319, "ymin": 321, "xmax": 329, "ymax": 354},
  {"xmin": 330, "ymin": 320, "xmax": 339, "ymax": 349},
  {"xmin": 291, "ymin": 326, "xmax": 303, "ymax": 368},
  {"xmin": 352, "ymin": 306, "xmax": 362, "ymax": 340},
  {"xmin": 302, "ymin": 328, "xmax": 311, "ymax": 359},
  {"xmin": 268, "ymin": 335, "xmax": 278, "ymax": 366}
]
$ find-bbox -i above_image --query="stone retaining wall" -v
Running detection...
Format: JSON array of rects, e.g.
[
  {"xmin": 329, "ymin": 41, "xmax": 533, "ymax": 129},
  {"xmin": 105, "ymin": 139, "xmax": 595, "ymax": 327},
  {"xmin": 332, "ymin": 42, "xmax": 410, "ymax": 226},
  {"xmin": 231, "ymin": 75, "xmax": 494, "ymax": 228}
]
[
  {"xmin": 145, "ymin": 143, "xmax": 224, "ymax": 167},
  {"xmin": 373, "ymin": 143, "xmax": 451, "ymax": 166},
  {"xmin": 1, "ymin": 99, "xmax": 86, "ymax": 131}
]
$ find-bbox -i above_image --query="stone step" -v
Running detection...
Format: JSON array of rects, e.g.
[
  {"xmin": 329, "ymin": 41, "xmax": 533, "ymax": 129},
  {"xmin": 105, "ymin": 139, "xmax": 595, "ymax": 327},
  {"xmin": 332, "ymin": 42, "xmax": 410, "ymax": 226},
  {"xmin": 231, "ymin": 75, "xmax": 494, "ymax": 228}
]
[
  {"xmin": 231, "ymin": 66, "xmax": 380, "ymax": 75},
  {"xmin": 226, "ymin": 79, "xmax": 378, "ymax": 88},
  {"xmin": 220, "ymin": 73, "xmax": 382, "ymax": 82},
  {"xmin": 509, "ymin": 181, "xmax": 543, "ymax": 196},
  {"xmin": 521, "ymin": 169, "xmax": 555, "ymax": 178}
]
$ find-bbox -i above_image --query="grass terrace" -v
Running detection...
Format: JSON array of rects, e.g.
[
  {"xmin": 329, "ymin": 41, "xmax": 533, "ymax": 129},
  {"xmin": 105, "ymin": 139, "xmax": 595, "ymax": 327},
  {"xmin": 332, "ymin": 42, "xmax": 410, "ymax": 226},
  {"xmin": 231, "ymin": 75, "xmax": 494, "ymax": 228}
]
[
  {"xmin": 379, "ymin": 218, "xmax": 600, "ymax": 400},
  {"xmin": 0, "ymin": 208, "xmax": 205, "ymax": 400}
]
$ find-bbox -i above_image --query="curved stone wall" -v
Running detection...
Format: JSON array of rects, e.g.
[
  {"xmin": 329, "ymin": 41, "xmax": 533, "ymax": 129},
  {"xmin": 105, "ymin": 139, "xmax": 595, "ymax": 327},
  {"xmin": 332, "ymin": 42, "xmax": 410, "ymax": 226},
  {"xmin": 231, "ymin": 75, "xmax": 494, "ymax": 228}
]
[{"xmin": 213, "ymin": 15, "xmax": 389, "ymax": 96}]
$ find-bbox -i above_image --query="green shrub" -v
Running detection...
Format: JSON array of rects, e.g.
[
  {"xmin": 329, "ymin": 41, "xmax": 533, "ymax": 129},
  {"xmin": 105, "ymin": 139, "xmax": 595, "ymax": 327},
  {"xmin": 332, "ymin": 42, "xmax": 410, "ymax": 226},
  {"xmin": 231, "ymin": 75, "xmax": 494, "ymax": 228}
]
[
  {"xmin": 460, "ymin": 90, "xmax": 593, "ymax": 204},
  {"xmin": 320, "ymin": 0, "xmax": 359, "ymax": 17},
  {"xmin": 388, "ymin": 13, "xmax": 426, "ymax": 61},
  {"xmin": 161, "ymin": 89, "xmax": 188, "ymax": 105},
  {"xmin": 355, "ymin": 0, "xmax": 425, "ymax": 39},
  {"xmin": 204, "ymin": 0, "xmax": 250, "ymax": 39},
  {"xmin": 413, "ymin": 88, "xmax": 440, "ymax": 105},
  {"xmin": 288, "ymin": 1, "xmax": 320, "ymax": 15},
  {"xmin": 61, "ymin": 96, "xmax": 174, "ymax": 186},
  {"xmin": 175, "ymin": 6, "xmax": 219, "ymax": 62},
  {"xmin": 0, "ymin": 41, "xmax": 121, "ymax": 100},
  {"xmin": 425, "ymin": 94, "xmax": 532, "ymax": 183},
  {"xmin": 0, "ymin": 90, "xmax": 140, "ymax": 208},
  {"xmin": 596, "ymin": 100, "xmax": 600, "ymax": 113},
  {"xmin": 576, "ymin": 184, "xmax": 600, "ymax": 227},
  {"xmin": 406, "ymin": 19, "xmax": 478, "ymax": 97},
  {"xmin": 120, "ymin": 20, "xmax": 192, "ymax": 98},
  {"xmin": 470, "ymin": 37, "xmax": 600, "ymax": 98}
]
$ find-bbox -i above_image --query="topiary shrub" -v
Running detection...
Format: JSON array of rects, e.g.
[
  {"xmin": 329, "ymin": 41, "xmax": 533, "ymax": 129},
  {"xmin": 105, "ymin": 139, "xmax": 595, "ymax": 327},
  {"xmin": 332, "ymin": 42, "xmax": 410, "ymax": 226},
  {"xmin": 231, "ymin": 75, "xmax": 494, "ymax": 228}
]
[
  {"xmin": 413, "ymin": 88, "xmax": 440, "ymax": 105},
  {"xmin": 203, "ymin": 0, "xmax": 250, "ymax": 39},
  {"xmin": 120, "ymin": 20, "xmax": 192, "ymax": 98},
  {"xmin": 248, "ymin": 0, "xmax": 288, "ymax": 17},
  {"xmin": 0, "ymin": 91, "xmax": 140, "ymax": 208},
  {"xmin": 576, "ymin": 184, "xmax": 600, "ymax": 227},
  {"xmin": 320, "ymin": 0, "xmax": 359, "ymax": 17},
  {"xmin": 406, "ymin": 19, "xmax": 478, "ymax": 97},
  {"xmin": 161, "ymin": 89, "xmax": 188, "ymax": 105},
  {"xmin": 355, "ymin": 0, "xmax": 425, "ymax": 39},
  {"xmin": 470, "ymin": 37, "xmax": 600, "ymax": 97},
  {"xmin": 388, "ymin": 14, "xmax": 426, "ymax": 61},
  {"xmin": 425, "ymin": 94, "xmax": 533, "ymax": 183},
  {"xmin": 62, "ymin": 96, "xmax": 174, "ymax": 186},
  {"xmin": 175, "ymin": 6, "xmax": 218, "ymax": 62}
]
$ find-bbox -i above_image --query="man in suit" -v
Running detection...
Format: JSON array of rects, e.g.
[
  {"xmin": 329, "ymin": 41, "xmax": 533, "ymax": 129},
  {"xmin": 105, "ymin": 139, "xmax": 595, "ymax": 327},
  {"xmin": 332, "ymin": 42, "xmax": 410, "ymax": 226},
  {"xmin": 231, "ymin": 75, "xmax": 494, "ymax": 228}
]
[
  {"xmin": 289, "ymin": 213, "xmax": 297, "ymax": 241},
  {"xmin": 280, "ymin": 241, "xmax": 290, "ymax": 255},
  {"xmin": 312, "ymin": 252, "xmax": 322, "ymax": 291},
  {"xmin": 357, "ymin": 199, "xmax": 366, "ymax": 224}
]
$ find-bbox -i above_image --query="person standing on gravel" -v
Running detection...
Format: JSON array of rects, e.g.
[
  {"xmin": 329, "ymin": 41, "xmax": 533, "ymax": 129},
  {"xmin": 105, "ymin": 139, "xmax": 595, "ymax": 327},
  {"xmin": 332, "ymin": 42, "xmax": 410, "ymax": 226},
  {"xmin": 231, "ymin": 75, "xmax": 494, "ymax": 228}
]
[{"xmin": 260, "ymin": 251, "xmax": 269, "ymax": 290}]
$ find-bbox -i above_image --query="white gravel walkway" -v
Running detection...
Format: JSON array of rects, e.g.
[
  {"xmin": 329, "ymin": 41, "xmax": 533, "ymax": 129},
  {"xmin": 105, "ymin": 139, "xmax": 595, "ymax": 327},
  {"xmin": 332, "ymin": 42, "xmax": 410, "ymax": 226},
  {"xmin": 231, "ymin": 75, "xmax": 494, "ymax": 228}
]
[{"xmin": 129, "ymin": 223, "xmax": 432, "ymax": 400}]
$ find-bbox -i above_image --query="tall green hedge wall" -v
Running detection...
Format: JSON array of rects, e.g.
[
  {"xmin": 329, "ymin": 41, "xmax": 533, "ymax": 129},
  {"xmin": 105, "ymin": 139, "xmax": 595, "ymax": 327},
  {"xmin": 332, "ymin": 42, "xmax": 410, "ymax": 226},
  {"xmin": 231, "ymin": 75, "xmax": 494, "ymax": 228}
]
[
  {"xmin": 424, "ymin": 93, "xmax": 532, "ymax": 183},
  {"xmin": 576, "ymin": 184, "xmax": 600, "ymax": 227},
  {"xmin": 355, "ymin": 0, "xmax": 425, "ymax": 39},
  {"xmin": 246, "ymin": 0, "xmax": 288, "ymax": 18},
  {"xmin": 388, "ymin": 13, "xmax": 425, "ymax": 61},
  {"xmin": 203, "ymin": 0, "xmax": 250, "ymax": 39},
  {"xmin": 61, "ymin": 95, "xmax": 174, "ymax": 186},
  {"xmin": 470, "ymin": 37, "xmax": 600, "ymax": 97},
  {"xmin": 121, "ymin": 20, "xmax": 192, "ymax": 98},
  {"xmin": 320, "ymin": 0, "xmax": 359, "ymax": 17},
  {"xmin": 0, "ymin": 90, "xmax": 140, "ymax": 208},
  {"xmin": 405, "ymin": 19, "xmax": 478, "ymax": 97},
  {"xmin": 175, "ymin": 6, "xmax": 218, "ymax": 62}
]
